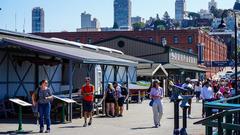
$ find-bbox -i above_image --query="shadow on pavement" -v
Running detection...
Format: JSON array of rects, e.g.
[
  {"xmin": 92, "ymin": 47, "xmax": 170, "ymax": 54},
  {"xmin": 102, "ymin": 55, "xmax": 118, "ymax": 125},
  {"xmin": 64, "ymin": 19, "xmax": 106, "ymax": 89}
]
[
  {"xmin": 167, "ymin": 116, "xmax": 202, "ymax": 120},
  {"xmin": 0, "ymin": 130, "xmax": 38, "ymax": 135},
  {"xmin": 59, "ymin": 126, "xmax": 83, "ymax": 128},
  {"xmin": 131, "ymin": 126, "xmax": 154, "ymax": 130}
]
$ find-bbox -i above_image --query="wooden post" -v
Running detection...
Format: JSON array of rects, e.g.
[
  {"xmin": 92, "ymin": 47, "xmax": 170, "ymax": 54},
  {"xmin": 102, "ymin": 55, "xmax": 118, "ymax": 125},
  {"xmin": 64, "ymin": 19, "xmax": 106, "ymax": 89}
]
[{"xmin": 68, "ymin": 60, "xmax": 73, "ymax": 122}]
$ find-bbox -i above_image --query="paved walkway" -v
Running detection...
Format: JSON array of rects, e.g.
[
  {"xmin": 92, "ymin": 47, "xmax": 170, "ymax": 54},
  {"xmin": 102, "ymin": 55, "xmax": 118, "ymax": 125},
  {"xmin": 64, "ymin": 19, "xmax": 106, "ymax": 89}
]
[{"xmin": 0, "ymin": 98, "xmax": 205, "ymax": 135}]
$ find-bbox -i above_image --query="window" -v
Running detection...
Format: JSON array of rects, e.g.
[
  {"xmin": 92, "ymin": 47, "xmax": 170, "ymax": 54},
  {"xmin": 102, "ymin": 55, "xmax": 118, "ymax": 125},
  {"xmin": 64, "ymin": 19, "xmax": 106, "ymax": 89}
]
[
  {"xmin": 188, "ymin": 36, "xmax": 193, "ymax": 44},
  {"xmin": 188, "ymin": 48, "xmax": 193, "ymax": 53},
  {"xmin": 87, "ymin": 38, "xmax": 92, "ymax": 44},
  {"xmin": 118, "ymin": 41, "xmax": 125, "ymax": 48},
  {"xmin": 173, "ymin": 36, "xmax": 179, "ymax": 44},
  {"xmin": 161, "ymin": 37, "xmax": 167, "ymax": 46},
  {"xmin": 149, "ymin": 37, "xmax": 153, "ymax": 42},
  {"xmin": 76, "ymin": 39, "xmax": 80, "ymax": 43}
]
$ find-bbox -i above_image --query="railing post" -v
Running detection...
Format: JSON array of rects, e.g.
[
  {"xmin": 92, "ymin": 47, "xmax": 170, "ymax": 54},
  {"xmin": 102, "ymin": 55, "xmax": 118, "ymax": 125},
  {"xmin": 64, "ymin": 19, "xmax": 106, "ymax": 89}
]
[
  {"xmin": 225, "ymin": 113, "xmax": 232, "ymax": 135},
  {"xmin": 205, "ymin": 107, "xmax": 213, "ymax": 135}
]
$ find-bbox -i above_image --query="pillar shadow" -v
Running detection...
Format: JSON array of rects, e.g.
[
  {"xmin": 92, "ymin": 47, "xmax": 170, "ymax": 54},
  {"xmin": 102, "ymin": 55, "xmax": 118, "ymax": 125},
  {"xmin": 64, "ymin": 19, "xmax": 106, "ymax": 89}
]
[
  {"xmin": 59, "ymin": 126, "xmax": 83, "ymax": 128},
  {"xmin": 131, "ymin": 126, "xmax": 154, "ymax": 130}
]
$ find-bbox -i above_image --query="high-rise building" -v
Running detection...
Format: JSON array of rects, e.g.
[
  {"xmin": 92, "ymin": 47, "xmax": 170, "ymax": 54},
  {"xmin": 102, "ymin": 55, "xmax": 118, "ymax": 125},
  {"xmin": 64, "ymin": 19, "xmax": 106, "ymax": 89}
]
[
  {"xmin": 78, "ymin": 12, "xmax": 101, "ymax": 32},
  {"xmin": 32, "ymin": 7, "xmax": 44, "ymax": 33},
  {"xmin": 91, "ymin": 18, "xmax": 100, "ymax": 29},
  {"xmin": 234, "ymin": 0, "xmax": 240, "ymax": 11},
  {"xmin": 81, "ymin": 11, "xmax": 92, "ymax": 28},
  {"xmin": 208, "ymin": 0, "xmax": 217, "ymax": 11},
  {"xmin": 114, "ymin": 0, "xmax": 132, "ymax": 29},
  {"xmin": 131, "ymin": 16, "xmax": 145, "ymax": 25},
  {"xmin": 175, "ymin": 0, "xmax": 186, "ymax": 22}
]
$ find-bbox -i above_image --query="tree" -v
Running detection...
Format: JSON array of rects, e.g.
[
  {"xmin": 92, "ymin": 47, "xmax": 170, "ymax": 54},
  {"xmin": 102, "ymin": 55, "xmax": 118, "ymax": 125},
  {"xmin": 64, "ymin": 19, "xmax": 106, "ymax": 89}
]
[
  {"xmin": 132, "ymin": 22, "xmax": 145, "ymax": 31},
  {"xmin": 162, "ymin": 11, "xmax": 170, "ymax": 21},
  {"xmin": 154, "ymin": 19, "xmax": 166, "ymax": 30},
  {"xmin": 113, "ymin": 22, "xmax": 119, "ymax": 29},
  {"xmin": 210, "ymin": 6, "xmax": 227, "ymax": 18},
  {"xmin": 188, "ymin": 12, "xmax": 200, "ymax": 20},
  {"xmin": 162, "ymin": 11, "xmax": 174, "ymax": 30}
]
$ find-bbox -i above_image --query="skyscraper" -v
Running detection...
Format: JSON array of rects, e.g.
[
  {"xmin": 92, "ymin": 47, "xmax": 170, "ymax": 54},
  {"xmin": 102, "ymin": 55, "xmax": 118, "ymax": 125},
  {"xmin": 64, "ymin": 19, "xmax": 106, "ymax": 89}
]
[
  {"xmin": 32, "ymin": 7, "xmax": 44, "ymax": 33},
  {"xmin": 175, "ymin": 0, "xmax": 186, "ymax": 22},
  {"xmin": 234, "ymin": 0, "xmax": 240, "ymax": 11},
  {"xmin": 208, "ymin": 0, "xmax": 217, "ymax": 11},
  {"xmin": 114, "ymin": 0, "xmax": 132, "ymax": 28},
  {"xmin": 81, "ymin": 11, "xmax": 92, "ymax": 28}
]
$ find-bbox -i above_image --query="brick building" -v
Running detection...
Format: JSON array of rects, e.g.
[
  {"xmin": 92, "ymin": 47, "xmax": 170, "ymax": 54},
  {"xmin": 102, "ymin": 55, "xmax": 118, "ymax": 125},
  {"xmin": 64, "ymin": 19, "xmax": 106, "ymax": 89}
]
[{"xmin": 35, "ymin": 29, "xmax": 227, "ymax": 78}]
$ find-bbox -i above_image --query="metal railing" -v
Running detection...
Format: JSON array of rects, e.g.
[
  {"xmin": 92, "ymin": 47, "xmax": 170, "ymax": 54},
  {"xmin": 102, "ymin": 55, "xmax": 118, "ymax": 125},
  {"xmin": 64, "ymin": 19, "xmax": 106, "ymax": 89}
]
[{"xmin": 194, "ymin": 95, "xmax": 240, "ymax": 135}]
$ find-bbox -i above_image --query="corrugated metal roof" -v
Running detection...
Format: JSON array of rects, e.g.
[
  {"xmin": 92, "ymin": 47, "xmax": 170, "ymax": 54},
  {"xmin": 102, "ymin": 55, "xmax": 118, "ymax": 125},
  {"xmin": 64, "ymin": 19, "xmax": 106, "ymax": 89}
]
[{"xmin": 2, "ymin": 37, "xmax": 137, "ymax": 66}]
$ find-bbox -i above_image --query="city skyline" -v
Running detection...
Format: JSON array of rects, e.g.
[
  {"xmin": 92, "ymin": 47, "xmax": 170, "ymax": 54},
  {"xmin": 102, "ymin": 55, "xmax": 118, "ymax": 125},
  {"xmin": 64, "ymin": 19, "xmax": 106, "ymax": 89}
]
[{"xmin": 0, "ymin": 0, "xmax": 236, "ymax": 33}]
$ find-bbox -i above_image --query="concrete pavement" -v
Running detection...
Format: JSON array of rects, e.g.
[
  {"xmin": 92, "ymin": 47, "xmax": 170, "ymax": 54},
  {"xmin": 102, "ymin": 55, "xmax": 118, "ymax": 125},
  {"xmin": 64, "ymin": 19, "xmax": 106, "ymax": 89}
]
[{"xmin": 0, "ymin": 98, "xmax": 205, "ymax": 135}]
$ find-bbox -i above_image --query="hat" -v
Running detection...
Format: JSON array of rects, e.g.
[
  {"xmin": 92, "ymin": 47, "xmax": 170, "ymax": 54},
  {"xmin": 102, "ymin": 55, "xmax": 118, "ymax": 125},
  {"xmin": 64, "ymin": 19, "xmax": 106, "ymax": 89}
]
[
  {"xmin": 153, "ymin": 79, "xmax": 160, "ymax": 84},
  {"xmin": 185, "ymin": 77, "xmax": 191, "ymax": 82}
]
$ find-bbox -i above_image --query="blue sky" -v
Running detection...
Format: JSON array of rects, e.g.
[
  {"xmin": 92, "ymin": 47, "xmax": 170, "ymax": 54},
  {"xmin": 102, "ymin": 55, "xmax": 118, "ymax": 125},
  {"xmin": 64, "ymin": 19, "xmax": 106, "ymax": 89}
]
[{"xmin": 0, "ymin": 0, "xmax": 236, "ymax": 33}]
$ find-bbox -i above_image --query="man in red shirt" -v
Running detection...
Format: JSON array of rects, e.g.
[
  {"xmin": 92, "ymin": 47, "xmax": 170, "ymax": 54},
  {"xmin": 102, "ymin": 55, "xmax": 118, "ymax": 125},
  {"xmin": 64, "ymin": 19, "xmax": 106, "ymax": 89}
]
[{"xmin": 79, "ymin": 77, "xmax": 94, "ymax": 127}]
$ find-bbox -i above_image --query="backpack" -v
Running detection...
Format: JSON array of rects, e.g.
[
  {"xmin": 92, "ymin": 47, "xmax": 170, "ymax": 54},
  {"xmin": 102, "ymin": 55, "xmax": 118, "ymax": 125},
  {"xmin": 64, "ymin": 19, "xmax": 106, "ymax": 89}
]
[
  {"xmin": 33, "ymin": 87, "xmax": 40, "ymax": 102},
  {"xmin": 121, "ymin": 86, "xmax": 128, "ymax": 96}
]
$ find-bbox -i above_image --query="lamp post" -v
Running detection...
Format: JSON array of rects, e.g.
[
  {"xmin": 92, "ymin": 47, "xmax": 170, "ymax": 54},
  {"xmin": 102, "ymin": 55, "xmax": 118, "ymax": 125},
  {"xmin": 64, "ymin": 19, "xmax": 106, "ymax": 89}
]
[{"xmin": 218, "ymin": 9, "xmax": 238, "ymax": 95}]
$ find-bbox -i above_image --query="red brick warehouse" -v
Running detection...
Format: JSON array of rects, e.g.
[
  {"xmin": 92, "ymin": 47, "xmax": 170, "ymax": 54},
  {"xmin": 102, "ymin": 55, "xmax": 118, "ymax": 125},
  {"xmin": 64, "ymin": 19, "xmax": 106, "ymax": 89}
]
[{"xmin": 35, "ymin": 29, "xmax": 227, "ymax": 78}]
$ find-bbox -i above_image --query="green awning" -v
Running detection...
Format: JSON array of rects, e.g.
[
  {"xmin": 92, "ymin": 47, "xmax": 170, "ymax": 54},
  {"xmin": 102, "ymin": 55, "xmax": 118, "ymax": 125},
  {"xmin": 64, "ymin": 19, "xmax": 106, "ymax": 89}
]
[{"xmin": 163, "ymin": 63, "xmax": 206, "ymax": 72}]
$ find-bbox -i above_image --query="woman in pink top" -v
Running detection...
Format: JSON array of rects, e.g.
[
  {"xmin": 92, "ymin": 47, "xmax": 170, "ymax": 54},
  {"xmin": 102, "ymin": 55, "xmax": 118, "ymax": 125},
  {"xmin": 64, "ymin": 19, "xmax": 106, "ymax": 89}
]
[{"xmin": 149, "ymin": 80, "xmax": 164, "ymax": 128}]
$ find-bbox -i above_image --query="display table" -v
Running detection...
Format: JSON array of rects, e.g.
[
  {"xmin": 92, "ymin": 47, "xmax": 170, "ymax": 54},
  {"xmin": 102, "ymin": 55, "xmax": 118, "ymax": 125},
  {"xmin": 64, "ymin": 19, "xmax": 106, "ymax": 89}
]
[
  {"xmin": 9, "ymin": 98, "xmax": 32, "ymax": 133},
  {"xmin": 53, "ymin": 95, "xmax": 76, "ymax": 123}
]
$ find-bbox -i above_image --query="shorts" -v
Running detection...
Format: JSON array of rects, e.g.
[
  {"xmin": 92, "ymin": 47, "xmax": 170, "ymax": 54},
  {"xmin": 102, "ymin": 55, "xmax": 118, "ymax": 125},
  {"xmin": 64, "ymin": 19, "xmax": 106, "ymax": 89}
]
[
  {"xmin": 117, "ymin": 97, "xmax": 125, "ymax": 107},
  {"xmin": 83, "ymin": 100, "xmax": 93, "ymax": 112},
  {"xmin": 106, "ymin": 98, "xmax": 116, "ymax": 103}
]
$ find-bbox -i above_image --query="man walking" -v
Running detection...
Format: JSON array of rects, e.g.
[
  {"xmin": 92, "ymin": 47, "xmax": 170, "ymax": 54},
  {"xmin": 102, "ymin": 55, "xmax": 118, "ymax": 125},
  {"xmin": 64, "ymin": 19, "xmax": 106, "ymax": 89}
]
[
  {"xmin": 201, "ymin": 81, "xmax": 214, "ymax": 118},
  {"xmin": 80, "ymin": 77, "xmax": 95, "ymax": 127}
]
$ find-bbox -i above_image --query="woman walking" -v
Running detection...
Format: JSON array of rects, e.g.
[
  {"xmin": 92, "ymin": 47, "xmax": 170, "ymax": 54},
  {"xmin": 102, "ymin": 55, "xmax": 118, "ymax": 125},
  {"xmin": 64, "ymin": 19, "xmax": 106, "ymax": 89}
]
[
  {"xmin": 101, "ymin": 83, "xmax": 116, "ymax": 117},
  {"xmin": 32, "ymin": 80, "xmax": 53, "ymax": 133},
  {"xmin": 194, "ymin": 81, "xmax": 202, "ymax": 102},
  {"xmin": 150, "ymin": 80, "xmax": 164, "ymax": 128}
]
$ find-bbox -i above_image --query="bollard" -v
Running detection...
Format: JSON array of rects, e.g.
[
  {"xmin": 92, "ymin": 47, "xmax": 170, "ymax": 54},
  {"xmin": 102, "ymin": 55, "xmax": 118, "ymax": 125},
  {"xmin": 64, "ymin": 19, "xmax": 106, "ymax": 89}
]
[
  {"xmin": 180, "ymin": 95, "xmax": 193, "ymax": 135},
  {"xmin": 171, "ymin": 89, "xmax": 182, "ymax": 135}
]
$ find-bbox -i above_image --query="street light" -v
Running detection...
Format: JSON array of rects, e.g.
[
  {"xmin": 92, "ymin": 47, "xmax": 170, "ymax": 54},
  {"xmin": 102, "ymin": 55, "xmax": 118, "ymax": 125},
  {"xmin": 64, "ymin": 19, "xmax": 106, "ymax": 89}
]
[{"xmin": 218, "ymin": 9, "xmax": 238, "ymax": 95}]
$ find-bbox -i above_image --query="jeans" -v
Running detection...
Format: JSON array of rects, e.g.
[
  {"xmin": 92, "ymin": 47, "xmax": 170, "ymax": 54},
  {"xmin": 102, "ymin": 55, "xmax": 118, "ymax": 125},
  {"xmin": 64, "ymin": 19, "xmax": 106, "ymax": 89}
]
[
  {"xmin": 38, "ymin": 103, "xmax": 51, "ymax": 130},
  {"xmin": 152, "ymin": 99, "xmax": 163, "ymax": 125}
]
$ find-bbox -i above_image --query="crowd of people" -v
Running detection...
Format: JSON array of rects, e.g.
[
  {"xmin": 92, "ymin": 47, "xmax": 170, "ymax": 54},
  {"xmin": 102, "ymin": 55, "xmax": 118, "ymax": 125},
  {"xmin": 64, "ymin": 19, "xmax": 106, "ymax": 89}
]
[
  {"xmin": 30, "ymin": 75, "xmax": 237, "ymax": 132},
  {"xmin": 170, "ymin": 77, "xmax": 237, "ymax": 118}
]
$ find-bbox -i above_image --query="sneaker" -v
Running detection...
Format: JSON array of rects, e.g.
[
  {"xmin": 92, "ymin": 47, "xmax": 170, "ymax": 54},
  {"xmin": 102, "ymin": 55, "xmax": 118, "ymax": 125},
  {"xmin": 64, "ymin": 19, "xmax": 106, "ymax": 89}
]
[
  {"xmin": 188, "ymin": 115, "xmax": 192, "ymax": 118},
  {"xmin": 45, "ymin": 129, "xmax": 50, "ymax": 133},
  {"xmin": 118, "ymin": 114, "xmax": 123, "ymax": 117},
  {"xmin": 39, "ymin": 128, "xmax": 44, "ymax": 133},
  {"xmin": 83, "ymin": 123, "xmax": 87, "ymax": 127},
  {"xmin": 154, "ymin": 124, "xmax": 159, "ymax": 128},
  {"xmin": 88, "ymin": 121, "xmax": 92, "ymax": 126}
]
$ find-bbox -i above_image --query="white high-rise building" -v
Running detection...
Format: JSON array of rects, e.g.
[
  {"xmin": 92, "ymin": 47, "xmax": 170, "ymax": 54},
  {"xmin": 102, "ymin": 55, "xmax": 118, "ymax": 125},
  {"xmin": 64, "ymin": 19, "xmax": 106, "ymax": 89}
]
[
  {"xmin": 78, "ymin": 12, "xmax": 101, "ymax": 32},
  {"xmin": 175, "ymin": 0, "xmax": 186, "ymax": 22},
  {"xmin": 81, "ymin": 11, "xmax": 92, "ymax": 28},
  {"xmin": 91, "ymin": 18, "xmax": 100, "ymax": 29},
  {"xmin": 208, "ymin": 0, "xmax": 217, "ymax": 11},
  {"xmin": 131, "ymin": 16, "xmax": 145, "ymax": 25}
]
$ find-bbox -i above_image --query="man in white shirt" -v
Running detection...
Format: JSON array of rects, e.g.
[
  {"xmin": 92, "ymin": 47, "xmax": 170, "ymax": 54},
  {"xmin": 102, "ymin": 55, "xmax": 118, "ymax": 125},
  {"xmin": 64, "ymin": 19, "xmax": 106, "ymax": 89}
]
[{"xmin": 201, "ymin": 81, "xmax": 214, "ymax": 118}]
